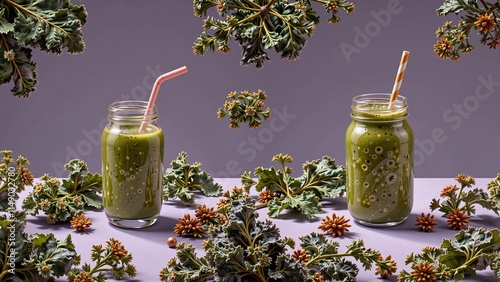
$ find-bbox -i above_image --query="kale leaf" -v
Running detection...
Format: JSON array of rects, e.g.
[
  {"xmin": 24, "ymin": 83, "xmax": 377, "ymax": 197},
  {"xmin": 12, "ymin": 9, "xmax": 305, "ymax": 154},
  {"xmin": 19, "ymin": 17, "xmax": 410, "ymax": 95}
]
[
  {"xmin": 22, "ymin": 159, "xmax": 102, "ymax": 223},
  {"xmin": 242, "ymin": 154, "xmax": 346, "ymax": 219},
  {"xmin": 0, "ymin": 0, "xmax": 87, "ymax": 97},
  {"xmin": 163, "ymin": 151, "xmax": 222, "ymax": 205}
]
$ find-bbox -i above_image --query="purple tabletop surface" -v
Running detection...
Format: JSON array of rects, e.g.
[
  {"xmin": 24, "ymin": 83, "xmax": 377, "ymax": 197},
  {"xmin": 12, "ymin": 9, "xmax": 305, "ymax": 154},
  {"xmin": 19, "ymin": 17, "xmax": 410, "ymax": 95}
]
[{"xmin": 22, "ymin": 178, "xmax": 499, "ymax": 282}]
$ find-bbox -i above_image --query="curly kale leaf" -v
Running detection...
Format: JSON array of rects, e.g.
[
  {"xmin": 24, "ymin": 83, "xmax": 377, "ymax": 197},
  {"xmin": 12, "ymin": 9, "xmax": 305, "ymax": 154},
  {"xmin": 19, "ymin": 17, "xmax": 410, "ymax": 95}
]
[
  {"xmin": 0, "ymin": 215, "xmax": 77, "ymax": 281},
  {"xmin": 399, "ymin": 227, "xmax": 500, "ymax": 281},
  {"xmin": 163, "ymin": 151, "xmax": 222, "ymax": 205},
  {"xmin": 437, "ymin": 0, "xmax": 480, "ymax": 16},
  {"xmin": 242, "ymin": 154, "xmax": 346, "ymax": 219},
  {"xmin": 0, "ymin": 0, "xmax": 87, "ymax": 97},
  {"xmin": 21, "ymin": 159, "xmax": 102, "ymax": 223},
  {"xmin": 193, "ymin": 0, "xmax": 354, "ymax": 68},
  {"xmin": 299, "ymin": 233, "xmax": 389, "ymax": 281}
]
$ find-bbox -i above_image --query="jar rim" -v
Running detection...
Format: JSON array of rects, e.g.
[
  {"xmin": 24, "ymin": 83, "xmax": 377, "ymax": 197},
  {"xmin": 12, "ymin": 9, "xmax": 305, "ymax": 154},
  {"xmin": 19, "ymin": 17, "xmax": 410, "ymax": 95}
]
[
  {"xmin": 108, "ymin": 100, "xmax": 157, "ymax": 122},
  {"xmin": 353, "ymin": 93, "xmax": 407, "ymax": 105}
]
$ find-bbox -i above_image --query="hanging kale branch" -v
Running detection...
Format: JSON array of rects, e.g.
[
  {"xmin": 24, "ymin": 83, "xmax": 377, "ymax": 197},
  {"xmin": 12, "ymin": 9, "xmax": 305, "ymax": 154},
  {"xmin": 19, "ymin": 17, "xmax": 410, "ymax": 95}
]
[
  {"xmin": 0, "ymin": 0, "xmax": 87, "ymax": 98},
  {"xmin": 434, "ymin": 0, "xmax": 499, "ymax": 60},
  {"xmin": 193, "ymin": 0, "xmax": 355, "ymax": 68}
]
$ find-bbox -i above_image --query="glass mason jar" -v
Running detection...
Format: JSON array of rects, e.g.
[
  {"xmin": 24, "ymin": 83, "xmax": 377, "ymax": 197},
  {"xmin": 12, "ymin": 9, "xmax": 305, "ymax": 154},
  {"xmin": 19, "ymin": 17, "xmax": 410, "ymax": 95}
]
[
  {"xmin": 345, "ymin": 93, "xmax": 413, "ymax": 227},
  {"xmin": 101, "ymin": 101, "xmax": 164, "ymax": 228}
]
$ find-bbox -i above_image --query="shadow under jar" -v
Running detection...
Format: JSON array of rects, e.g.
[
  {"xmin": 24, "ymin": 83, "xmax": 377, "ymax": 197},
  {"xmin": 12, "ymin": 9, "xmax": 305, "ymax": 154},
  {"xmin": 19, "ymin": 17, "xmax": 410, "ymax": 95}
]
[
  {"xmin": 102, "ymin": 101, "xmax": 164, "ymax": 229},
  {"xmin": 345, "ymin": 93, "xmax": 414, "ymax": 227}
]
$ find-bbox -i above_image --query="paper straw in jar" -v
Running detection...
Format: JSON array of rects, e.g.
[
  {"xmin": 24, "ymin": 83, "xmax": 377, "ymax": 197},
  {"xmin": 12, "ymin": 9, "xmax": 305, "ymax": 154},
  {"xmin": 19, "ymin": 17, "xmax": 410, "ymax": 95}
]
[
  {"xmin": 140, "ymin": 66, "xmax": 188, "ymax": 131},
  {"xmin": 388, "ymin": 51, "xmax": 410, "ymax": 109}
]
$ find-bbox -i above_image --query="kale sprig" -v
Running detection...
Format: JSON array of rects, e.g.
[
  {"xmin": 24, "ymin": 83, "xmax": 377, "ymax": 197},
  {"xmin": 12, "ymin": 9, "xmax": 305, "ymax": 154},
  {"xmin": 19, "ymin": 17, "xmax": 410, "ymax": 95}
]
[
  {"xmin": 160, "ymin": 198, "xmax": 395, "ymax": 281},
  {"xmin": 0, "ymin": 150, "xmax": 33, "ymax": 211},
  {"xmin": 434, "ymin": 0, "xmax": 499, "ymax": 60},
  {"xmin": 22, "ymin": 159, "xmax": 102, "ymax": 224},
  {"xmin": 217, "ymin": 89, "xmax": 271, "ymax": 129},
  {"xmin": 0, "ymin": 213, "xmax": 78, "ymax": 281},
  {"xmin": 163, "ymin": 151, "xmax": 222, "ymax": 205},
  {"xmin": 193, "ymin": 0, "xmax": 355, "ymax": 68},
  {"xmin": 241, "ymin": 153, "xmax": 346, "ymax": 219},
  {"xmin": 0, "ymin": 0, "xmax": 87, "ymax": 97},
  {"xmin": 398, "ymin": 227, "xmax": 500, "ymax": 281},
  {"xmin": 429, "ymin": 173, "xmax": 500, "ymax": 229},
  {"xmin": 67, "ymin": 238, "xmax": 137, "ymax": 282}
]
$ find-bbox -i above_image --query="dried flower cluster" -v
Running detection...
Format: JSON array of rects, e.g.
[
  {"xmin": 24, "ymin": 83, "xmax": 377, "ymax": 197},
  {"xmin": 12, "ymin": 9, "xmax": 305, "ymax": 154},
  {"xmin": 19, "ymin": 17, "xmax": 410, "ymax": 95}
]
[
  {"xmin": 217, "ymin": 90, "xmax": 271, "ymax": 129},
  {"xmin": 415, "ymin": 213, "xmax": 438, "ymax": 232},
  {"xmin": 446, "ymin": 208, "xmax": 470, "ymax": 230},
  {"xmin": 318, "ymin": 212, "xmax": 351, "ymax": 237},
  {"xmin": 174, "ymin": 204, "xmax": 225, "ymax": 238},
  {"xmin": 70, "ymin": 213, "xmax": 92, "ymax": 232},
  {"xmin": 193, "ymin": 0, "xmax": 355, "ymax": 68},
  {"xmin": 434, "ymin": 0, "xmax": 499, "ymax": 60},
  {"xmin": 429, "ymin": 173, "xmax": 500, "ymax": 230}
]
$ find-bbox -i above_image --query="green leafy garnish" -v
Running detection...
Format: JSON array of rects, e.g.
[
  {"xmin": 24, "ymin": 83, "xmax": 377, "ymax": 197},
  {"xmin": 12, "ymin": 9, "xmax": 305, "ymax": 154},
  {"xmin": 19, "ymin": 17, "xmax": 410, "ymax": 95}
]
[
  {"xmin": 487, "ymin": 173, "xmax": 500, "ymax": 207},
  {"xmin": 22, "ymin": 159, "xmax": 102, "ymax": 223},
  {"xmin": 0, "ymin": 0, "xmax": 87, "ymax": 97},
  {"xmin": 242, "ymin": 153, "xmax": 346, "ymax": 219},
  {"xmin": 67, "ymin": 238, "xmax": 137, "ymax": 282},
  {"xmin": 429, "ymin": 174, "xmax": 500, "ymax": 225},
  {"xmin": 160, "ymin": 197, "xmax": 394, "ymax": 281},
  {"xmin": 0, "ymin": 213, "xmax": 78, "ymax": 281},
  {"xmin": 434, "ymin": 0, "xmax": 499, "ymax": 60},
  {"xmin": 398, "ymin": 226, "xmax": 500, "ymax": 281},
  {"xmin": 217, "ymin": 89, "xmax": 271, "ymax": 129},
  {"xmin": 0, "ymin": 150, "xmax": 33, "ymax": 211},
  {"xmin": 163, "ymin": 151, "xmax": 222, "ymax": 205},
  {"xmin": 193, "ymin": 0, "xmax": 355, "ymax": 68}
]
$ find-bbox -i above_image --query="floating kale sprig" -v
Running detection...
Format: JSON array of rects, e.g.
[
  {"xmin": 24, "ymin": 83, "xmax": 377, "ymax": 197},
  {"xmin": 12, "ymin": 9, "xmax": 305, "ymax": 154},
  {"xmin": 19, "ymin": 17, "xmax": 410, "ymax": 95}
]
[
  {"xmin": 241, "ymin": 153, "xmax": 346, "ymax": 219},
  {"xmin": 434, "ymin": 0, "xmax": 499, "ymax": 60},
  {"xmin": 398, "ymin": 227, "xmax": 500, "ymax": 281},
  {"xmin": 163, "ymin": 151, "xmax": 222, "ymax": 205},
  {"xmin": 67, "ymin": 238, "xmax": 137, "ymax": 282},
  {"xmin": 22, "ymin": 159, "xmax": 102, "ymax": 224},
  {"xmin": 193, "ymin": 0, "xmax": 355, "ymax": 68},
  {"xmin": 217, "ymin": 89, "xmax": 271, "ymax": 129},
  {"xmin": 160, "ymin": 198, "xmax": 395, "ymax": 282},
  {"xmin": 0, "ymin": 150, "xmax": 33, "ymax": 211},
  {"xmin": 0, "ymin": 0, "xmax": 87, "ymax": 97},
  {"xmin": 0, "ymin": 212, "xmax": 78, "ymax": 281},
  {"xmin": 429, "ymin": 173, "xmax": 500, "ymax": 229}
]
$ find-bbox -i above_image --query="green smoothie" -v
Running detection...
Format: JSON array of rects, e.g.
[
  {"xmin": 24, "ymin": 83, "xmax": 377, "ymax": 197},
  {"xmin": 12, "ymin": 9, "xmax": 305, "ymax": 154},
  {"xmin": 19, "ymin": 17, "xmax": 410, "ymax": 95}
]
[
  {"xmin": 102, "ymin": 125, "xmax": 164, "ymax": 220},
  {"xmin": 346, "ymin": 102, "xmax": 413, "ymax": 225}
]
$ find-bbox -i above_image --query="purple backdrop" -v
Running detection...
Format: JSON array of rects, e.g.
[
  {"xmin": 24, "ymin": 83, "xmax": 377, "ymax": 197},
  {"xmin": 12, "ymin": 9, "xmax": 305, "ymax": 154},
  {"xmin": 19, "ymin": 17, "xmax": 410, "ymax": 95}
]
[{"xmin": 0, "ymin": 1, "xmax": 499, "ymax": 178}]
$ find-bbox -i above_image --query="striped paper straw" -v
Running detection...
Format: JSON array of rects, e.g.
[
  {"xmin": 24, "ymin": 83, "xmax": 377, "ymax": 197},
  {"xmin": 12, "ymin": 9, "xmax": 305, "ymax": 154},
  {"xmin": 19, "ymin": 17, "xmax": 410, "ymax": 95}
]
[{"xmin": 389, "ymin": 50, "xmax": 410, "ymax": 109}]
